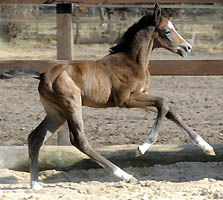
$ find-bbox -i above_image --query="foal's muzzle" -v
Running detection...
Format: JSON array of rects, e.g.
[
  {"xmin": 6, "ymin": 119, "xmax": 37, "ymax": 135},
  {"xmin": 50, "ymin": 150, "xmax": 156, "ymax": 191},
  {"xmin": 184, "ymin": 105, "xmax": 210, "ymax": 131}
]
[{"xmin": 177, "ymin": 43, "xmax": 192, "ymax": 57}]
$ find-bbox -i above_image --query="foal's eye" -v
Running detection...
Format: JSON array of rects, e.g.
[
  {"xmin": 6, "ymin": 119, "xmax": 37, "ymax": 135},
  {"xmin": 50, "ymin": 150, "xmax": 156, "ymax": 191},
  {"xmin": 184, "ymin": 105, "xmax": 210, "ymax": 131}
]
[{"xmin": 165, "ymin": 30, "xmax": 171, "ymax": 35}]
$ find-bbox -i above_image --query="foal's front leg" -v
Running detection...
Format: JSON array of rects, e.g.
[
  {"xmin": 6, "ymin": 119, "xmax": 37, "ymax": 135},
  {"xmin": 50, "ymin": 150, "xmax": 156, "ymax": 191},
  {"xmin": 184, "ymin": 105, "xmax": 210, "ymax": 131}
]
[
  {"xmin": 126, "ymin": 92, "xmax": 169, "ymax": 155},
  {"xmin": 166, "ymin": 106, "xmax": 215, "ymax": 156},
  {"xmin": 126, "ymin": 92, "xmax": 215, "ymax": 156}
]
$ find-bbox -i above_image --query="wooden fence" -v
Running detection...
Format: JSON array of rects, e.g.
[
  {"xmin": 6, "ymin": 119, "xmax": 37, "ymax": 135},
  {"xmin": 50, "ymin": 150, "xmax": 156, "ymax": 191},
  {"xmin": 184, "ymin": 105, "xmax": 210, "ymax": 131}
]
[
  {"xmin": 1, "ymin": 0, "xmax": 223, "ymax": 4},
  {"xmin": 1, "ymin": 60, "xmax": 223, "ymax": 76}
]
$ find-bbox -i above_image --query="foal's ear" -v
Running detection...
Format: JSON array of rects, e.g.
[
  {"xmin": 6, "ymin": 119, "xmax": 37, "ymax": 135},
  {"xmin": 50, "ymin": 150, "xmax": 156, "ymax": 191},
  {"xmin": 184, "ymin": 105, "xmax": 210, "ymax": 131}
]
[{"xmin": 153, "ymin": 3, "xmax": 161, "ymax": 27}]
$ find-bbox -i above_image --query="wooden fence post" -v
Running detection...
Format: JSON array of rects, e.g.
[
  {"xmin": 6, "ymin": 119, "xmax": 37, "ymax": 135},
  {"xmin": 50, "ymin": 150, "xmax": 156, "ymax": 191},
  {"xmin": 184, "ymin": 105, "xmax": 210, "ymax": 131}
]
[
  {"xmin": 56, "ymin": 3, "xmax": 73, "ymax": 145},
  {"xmin": 56, "ymin": 3, "xmax": 73, "ymax": 60}
]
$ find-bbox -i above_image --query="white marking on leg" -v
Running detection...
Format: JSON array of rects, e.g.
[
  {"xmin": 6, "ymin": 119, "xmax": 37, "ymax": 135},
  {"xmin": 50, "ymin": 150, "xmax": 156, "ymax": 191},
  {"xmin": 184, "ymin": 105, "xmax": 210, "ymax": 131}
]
[
  {"xmin": 196, "ymin": 135, "xmax": 215, "ymax": 156},
  {"xmin": 113, "ymin": 167, "xmax": 133, "ymax": 181},
  {"xmin": 137, "ymin": 142, "xmax": 152, "ymax": 156},
  {"xmin": 31, "ymin": 181, "xmax": 42, "ymax": 190},
  {"xmin": 137, "ymin": 125, "xmax": 157, "ymax": 156},
  {"xmin": 178, "ymin": 126, "xmax": 215, "ymax": 156}
]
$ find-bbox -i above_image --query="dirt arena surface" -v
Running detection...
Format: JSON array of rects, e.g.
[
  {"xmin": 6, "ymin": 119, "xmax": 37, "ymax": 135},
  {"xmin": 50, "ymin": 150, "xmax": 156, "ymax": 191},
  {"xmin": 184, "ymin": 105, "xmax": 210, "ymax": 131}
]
[
  {"xmin": 1, "ymin": 73, "xmax": 223, "ymax": 199},
  {"xmin": 1, "ymin": 162, "xmax": 223, "ymax": 200},
  {"xmin": 0, "ymin": 75, "xmax": 223, "ymax": 147}
]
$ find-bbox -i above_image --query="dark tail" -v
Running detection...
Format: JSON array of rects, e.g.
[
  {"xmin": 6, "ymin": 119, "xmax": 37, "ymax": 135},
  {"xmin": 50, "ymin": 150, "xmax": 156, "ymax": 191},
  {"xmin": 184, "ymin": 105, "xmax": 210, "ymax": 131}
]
[{"xmin": 33, "ymin": 73, "xmax": 44, "ymax": 80}]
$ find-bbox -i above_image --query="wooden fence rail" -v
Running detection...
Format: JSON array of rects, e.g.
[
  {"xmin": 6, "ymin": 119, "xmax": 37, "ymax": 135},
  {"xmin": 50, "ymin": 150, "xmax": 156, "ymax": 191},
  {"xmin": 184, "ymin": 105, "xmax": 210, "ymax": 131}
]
[
  {"xmin": 1, "ymin": 0, "xmax": 223, "ymax": 4},
  {"xmin": 1, "ymin": 60, "xmax": 223, "ymax": 76}
]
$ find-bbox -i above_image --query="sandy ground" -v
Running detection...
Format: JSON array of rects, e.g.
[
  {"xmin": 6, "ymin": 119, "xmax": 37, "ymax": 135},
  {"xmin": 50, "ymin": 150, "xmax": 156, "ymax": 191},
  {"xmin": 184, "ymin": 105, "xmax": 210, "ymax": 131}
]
[
  {"xmin": 1, "ymin": 74, "xmax": 223, "ymax": 199},
  {"xmin": 0, "ymin": 44, "xmax": 223, "ymax": 199},
  {"xmin": 1, "ymin": 162, "xmax": 223, "ymax": 200}
]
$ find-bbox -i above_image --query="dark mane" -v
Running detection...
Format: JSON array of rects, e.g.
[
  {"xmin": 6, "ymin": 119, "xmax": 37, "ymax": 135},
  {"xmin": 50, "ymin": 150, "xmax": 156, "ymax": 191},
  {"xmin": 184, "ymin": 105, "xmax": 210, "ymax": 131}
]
[{"xmin": 109, "ymin": 12, "xmax": 155, "ymax": 55}]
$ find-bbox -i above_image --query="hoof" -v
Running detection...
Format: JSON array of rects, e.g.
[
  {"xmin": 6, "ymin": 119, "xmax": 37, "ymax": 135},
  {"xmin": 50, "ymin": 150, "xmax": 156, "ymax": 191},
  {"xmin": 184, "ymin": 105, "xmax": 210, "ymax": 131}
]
[
  {"xmin": 126, "ymin": 175, "xmax": 138, "ymax": 183},
  {"xmin": 136, "ymin": 143, "xmax": 151, "ymax": 157},
  {"xmin": 113, "ymin": 167, "xmax": 134, "ymax": 182},
  {"xmin": 136, "ymin": 147, "xmax": 143, "ymax": 157},
  {"xmin": 196, "ymin": 136, "xmax": 216, "ymax": 157},
  {"xmin": 31, "ymin": 181, "xmax": 42, "ymax": 190},
  {"xmin": 204, "ymin": 148, "xmax": 216, "ymax": 156}
]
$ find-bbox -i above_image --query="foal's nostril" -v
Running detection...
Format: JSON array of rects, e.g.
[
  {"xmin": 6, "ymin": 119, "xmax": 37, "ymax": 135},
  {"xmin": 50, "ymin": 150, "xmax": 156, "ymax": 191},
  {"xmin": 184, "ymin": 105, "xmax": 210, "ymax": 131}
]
[{"xmin": 187, "ymin": 44, "xmax": 192, "ymax": 51}]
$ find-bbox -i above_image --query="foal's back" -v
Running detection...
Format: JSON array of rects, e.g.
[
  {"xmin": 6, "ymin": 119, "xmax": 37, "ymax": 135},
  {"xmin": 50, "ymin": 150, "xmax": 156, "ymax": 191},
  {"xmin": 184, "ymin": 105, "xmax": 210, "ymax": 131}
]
[{"xmin": 39, "ymin": 53, "xmax": 140, "ymax": 108}]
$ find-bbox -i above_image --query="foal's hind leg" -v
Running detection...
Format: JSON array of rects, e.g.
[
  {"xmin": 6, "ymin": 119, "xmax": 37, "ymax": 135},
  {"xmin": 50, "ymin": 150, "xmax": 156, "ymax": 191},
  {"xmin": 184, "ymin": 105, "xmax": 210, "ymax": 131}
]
[
  {"xmin": 55, "ymin": 71, "xmax": 134, "ymax": 181},
  {"xmin": 166, "ymin": 106, "xmax": 215, "ymax": 156},
  {"xmin": 66, "ymin": 111, "xmax": 134, "ymax": 181},
  {"xmin": 28, "ymin": 106, "xmax": 65, "ymax": 190}
]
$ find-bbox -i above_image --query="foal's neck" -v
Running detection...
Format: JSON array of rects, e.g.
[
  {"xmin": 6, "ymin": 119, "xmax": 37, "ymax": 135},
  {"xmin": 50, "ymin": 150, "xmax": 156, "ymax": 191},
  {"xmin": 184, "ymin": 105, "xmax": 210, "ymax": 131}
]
[{"xmin": 129, "ymin": 29, "xmax": 154, "ymax": 70}]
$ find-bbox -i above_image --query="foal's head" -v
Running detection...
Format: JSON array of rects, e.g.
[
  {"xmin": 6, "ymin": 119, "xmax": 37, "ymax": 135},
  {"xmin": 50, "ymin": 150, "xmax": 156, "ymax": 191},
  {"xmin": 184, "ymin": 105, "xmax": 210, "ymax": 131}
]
[
  {"xmin": 152, "ymin": 3, "xmax": 192, "ymax": 57},
  {"xmin": 110, "ymin": 3, "xmax": 191, "ymax": 57}
]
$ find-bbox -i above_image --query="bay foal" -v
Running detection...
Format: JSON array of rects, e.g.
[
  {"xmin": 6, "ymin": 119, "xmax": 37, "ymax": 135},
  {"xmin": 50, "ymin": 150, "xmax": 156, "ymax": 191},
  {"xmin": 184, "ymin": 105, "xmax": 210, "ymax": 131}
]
[{"xmin": 28, "ymin": 3, "xmax": 215, "ymax": 190}]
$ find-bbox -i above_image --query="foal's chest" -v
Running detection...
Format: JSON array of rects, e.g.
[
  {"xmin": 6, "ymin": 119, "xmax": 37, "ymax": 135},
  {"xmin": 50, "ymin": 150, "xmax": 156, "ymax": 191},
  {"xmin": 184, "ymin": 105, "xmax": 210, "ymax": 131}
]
[{"xmin": 135, "ymin": 68, "xmax": 150, "ymax": 93}]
